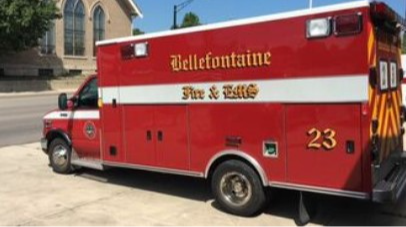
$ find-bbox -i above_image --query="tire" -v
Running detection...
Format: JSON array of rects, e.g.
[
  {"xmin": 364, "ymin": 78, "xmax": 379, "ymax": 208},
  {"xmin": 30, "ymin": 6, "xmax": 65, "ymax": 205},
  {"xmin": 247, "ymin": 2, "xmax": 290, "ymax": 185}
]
[
  {"xmin": 211, "ymin": 160, "xmax": 267, "ymax": 217},
  {"xmin": 48, "ymin": 138, "xmax": 73, "ymax": 174}
]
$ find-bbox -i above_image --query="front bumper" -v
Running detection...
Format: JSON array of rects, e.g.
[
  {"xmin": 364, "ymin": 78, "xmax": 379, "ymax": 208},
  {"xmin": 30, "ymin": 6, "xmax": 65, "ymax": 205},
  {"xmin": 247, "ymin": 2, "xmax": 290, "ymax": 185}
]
[
  {"xmin": 373, "ymin": 157, "xmax": 406, "ymax": 203},
  {"xmin": 40, "ymin": 138, "xmax": 48, "ymax": 153}
]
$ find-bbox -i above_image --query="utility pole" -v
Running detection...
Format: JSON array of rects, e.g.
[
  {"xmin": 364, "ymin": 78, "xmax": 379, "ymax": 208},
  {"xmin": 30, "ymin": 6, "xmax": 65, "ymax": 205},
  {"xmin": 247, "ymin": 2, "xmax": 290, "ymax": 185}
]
[
  {"xmin": 173, "ymin": 0, "xmax": 195, "ymax": 29},
  {"xmin": 174, "ymin": 5, "xmax": 178, "ymax": 29},
  {"xmin": 309, "ymin": 0, "xmax": 313, "ymax": 9}
]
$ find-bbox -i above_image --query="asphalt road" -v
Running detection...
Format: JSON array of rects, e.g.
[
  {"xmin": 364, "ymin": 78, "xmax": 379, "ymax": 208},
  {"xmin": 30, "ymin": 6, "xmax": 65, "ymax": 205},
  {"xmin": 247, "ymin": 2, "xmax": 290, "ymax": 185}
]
[{"xmin": 0, "ymin": 93, "xmax": 60, "ymax": 148}]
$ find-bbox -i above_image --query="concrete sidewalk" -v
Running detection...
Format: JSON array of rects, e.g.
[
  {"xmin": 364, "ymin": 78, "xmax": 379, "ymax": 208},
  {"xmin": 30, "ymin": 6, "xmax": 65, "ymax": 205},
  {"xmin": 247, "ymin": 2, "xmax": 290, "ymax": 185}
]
[
  {"xmin": 0, "ymin": 143, "xmax": 406, "ymax": 226},
  {"xmin": 0, "ymin": 143, "xmax": 298, "ymax": 226}
]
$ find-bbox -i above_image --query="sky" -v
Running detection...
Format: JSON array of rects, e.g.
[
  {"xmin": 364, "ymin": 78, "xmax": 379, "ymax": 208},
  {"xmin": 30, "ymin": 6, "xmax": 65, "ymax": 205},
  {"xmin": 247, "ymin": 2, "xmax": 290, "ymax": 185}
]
[{"xmin": 133, "ymin": 0, "xmax": 406, "ymax": 33}]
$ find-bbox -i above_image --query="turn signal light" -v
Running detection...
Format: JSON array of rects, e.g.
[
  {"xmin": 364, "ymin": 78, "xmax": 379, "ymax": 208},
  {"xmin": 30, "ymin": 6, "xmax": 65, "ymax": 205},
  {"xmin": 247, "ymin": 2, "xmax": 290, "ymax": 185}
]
[
  {"xmin": 98, "ymin": 98, "xmax": 103, "ymax": 108},
  {"xmin": 334, "ymin": 13, "xmax": 362, "ymax": 36}
]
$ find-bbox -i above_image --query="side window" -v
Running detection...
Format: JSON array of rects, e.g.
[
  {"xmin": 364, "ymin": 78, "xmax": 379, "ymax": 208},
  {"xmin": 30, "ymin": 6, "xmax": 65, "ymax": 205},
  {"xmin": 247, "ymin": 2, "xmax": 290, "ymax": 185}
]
[
  {"xmin": 390, "ymin": 61, "xmax": 398, "ymax": 89},
  {"xmin": 78, "ymin": 78, "xmax": 98, "ymax": 109},
  {"xmin": 379, "ymin": 60, "xmax": 389, "ymax": 91}
]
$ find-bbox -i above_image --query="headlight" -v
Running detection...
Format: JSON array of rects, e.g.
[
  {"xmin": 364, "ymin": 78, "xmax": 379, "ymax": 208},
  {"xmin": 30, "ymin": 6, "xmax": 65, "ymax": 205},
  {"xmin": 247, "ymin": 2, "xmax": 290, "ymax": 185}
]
[{"xmin": 307, "ymin": 18, "xmax": 331, "ymax": 38}]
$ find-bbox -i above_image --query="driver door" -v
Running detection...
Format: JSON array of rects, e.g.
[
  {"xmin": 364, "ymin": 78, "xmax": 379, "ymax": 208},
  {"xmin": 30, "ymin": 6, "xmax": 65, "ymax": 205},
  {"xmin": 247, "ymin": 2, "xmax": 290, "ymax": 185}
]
[{"xmin": 69, "ymin": 78, "xmax": 101, "ymax": 159}]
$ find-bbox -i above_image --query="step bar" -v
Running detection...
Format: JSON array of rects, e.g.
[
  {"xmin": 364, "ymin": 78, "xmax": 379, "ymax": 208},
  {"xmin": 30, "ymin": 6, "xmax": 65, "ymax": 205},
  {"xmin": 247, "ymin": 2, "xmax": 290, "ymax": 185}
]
[
  {"xmin": 373, "ymin": 158, "xmax": 406, "ymax": 203},
  {"xmin": 71, "ymin": 159, "xmax": 104, "ymax": 171}
]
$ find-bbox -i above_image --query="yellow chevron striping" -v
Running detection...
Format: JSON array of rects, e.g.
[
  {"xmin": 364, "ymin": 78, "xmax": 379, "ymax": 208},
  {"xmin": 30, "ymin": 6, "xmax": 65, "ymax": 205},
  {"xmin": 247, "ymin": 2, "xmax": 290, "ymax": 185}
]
[
  {"xmin": 368, "ymin": 27, "xmax": 375, "ymax": 63},
  {"xmin": 393, "ymin": 91, "xmax": 401, "ymax": 131},
  {"xmin": 389, "ymin": 103, "xmax": 398, "ymax": 137},
  {"xmin": 380, "ymin": 97, "xmax": 391, "ymax": 160},
  {"xmin": 378, "ymin": 94, "xmax": 387, "ymax": 135}
]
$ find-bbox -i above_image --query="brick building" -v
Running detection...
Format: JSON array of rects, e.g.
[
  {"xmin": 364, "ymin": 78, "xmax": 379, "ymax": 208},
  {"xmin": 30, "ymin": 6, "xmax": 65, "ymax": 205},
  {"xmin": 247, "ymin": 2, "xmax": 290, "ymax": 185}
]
[{"xmin": 0, "ymin": 0, "xmax": 142, "ymax": 77}]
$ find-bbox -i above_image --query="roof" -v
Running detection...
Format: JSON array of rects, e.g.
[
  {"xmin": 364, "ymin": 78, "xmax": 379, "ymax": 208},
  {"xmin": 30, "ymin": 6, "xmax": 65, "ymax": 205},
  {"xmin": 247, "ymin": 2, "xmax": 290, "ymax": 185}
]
[
  {"xmin": 97, "ymin": 0, "xmax": 369, "ymax": 46},
  {"xmin": 124, "ymin": 0, "xmax": 143, "ymax": 18}
]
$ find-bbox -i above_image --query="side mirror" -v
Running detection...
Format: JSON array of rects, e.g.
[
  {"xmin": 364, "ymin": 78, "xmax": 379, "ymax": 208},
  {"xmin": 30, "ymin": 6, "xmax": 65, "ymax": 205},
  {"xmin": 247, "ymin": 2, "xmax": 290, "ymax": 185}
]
[{"xmin": 58, "ymin": 93, "xmax": 68, "ymax": 110}]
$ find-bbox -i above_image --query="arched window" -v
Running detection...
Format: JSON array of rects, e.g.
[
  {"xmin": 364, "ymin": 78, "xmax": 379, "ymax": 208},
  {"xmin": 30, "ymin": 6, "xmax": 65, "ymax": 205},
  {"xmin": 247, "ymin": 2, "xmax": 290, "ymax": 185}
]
[
  {"xmin": 93, "ymin": 6, "xmax": 105, "ymax": 56},
  {"xmin": 64, "ymin": 0, "xmax": 85, "ymax": 56},
  {"xmin": 40, "ymin": 20, "xmax": 55, "ymax": 55},
  {"xmin": 39, "ymin": 0, "xmax": 55, "ymax": 55}
]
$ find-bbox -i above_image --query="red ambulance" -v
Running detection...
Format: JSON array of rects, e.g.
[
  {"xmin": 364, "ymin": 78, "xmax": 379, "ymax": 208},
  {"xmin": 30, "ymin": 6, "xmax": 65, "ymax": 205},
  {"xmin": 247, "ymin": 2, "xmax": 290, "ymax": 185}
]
[{"xmin": 42, "ymin": 1, "xmax": 406, "ymax": 217}]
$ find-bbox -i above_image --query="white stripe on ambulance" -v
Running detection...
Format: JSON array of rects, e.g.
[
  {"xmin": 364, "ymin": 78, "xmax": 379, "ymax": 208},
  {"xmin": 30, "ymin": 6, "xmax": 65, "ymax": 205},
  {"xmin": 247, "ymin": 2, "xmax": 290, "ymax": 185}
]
[
  {"xmin": 44, "ymin": 111, "xmax": 100, "ymax": 120},
  {"xmin": 101, "ymin": 75, "xmax": 369, "ymax": 105}
]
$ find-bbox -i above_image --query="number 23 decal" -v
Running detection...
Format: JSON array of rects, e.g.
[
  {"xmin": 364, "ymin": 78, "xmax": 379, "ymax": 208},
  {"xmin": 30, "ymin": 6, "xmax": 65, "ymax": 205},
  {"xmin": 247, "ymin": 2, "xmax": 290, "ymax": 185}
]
[{"xmin": 307, "ymin": 128, "xmax": 337, "ymax": 150}]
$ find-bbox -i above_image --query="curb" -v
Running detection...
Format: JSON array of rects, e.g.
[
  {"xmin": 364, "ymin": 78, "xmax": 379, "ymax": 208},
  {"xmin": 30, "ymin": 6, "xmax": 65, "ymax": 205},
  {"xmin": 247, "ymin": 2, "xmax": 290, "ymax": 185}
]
[{"xmin": 0, "ymin": 90, "xmax": 76, "ymax": 98}]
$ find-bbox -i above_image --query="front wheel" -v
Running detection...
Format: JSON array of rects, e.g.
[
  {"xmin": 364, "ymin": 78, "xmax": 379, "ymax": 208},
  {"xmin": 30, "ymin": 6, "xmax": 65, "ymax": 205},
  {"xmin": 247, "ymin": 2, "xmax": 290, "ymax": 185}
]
[
  {"xmin": 48, "ymin": 138, "xmax": 73, "ymax": 174},
  {"xmin": 211, "ymin": 160, "xmax": 268, "ymax": 217}
]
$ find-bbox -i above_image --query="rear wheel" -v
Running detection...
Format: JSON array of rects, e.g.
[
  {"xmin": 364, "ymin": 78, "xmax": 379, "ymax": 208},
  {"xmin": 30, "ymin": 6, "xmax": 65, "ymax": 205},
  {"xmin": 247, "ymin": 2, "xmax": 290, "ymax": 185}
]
[
  {"xmin": 211, "ymin": 160, "xmax": 267, "ymax": 216},
  {"xmin": 48, "ymin": 138, "xmax": 73, "ymax": 174}
]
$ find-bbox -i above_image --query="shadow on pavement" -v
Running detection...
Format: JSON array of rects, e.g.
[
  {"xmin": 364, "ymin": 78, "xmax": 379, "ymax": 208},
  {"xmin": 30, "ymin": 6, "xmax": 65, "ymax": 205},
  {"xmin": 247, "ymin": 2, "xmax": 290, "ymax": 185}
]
[
  {"xmin": 75, "ymin": 168, "xmax": 212, "ymax": 202},
  {"xmin": 75, "ymin": 168, "xmax": 406, "ymax": 226}
]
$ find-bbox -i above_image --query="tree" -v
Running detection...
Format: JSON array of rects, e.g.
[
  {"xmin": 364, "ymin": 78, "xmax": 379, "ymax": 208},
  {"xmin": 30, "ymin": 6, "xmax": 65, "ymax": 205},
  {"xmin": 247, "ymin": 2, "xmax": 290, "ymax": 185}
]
[
  {"xmin": 133, "ymin": 28, "xmax": 145, "ymax": 36},
  {"xmin": 402, "ymin": 33, "xmax": 406, "ymax": 54},
  {"xmin": 0, "ymin": 0, "xmax": 59, "ymax": 52},
  {"xmin": 180, "ymin": 12, "xmax": 201, "ymax": 28}
]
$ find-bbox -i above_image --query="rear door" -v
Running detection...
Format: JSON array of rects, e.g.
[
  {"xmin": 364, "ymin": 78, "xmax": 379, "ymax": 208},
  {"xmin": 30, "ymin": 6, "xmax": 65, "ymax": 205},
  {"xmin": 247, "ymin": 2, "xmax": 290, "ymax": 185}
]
[
  {"xmin": 369, "ymin": 3, "xmax": 404, "ymax": 184},
  {"xmin": 371, "ymin": 28, "xmax": 403, "ymax": 165}
]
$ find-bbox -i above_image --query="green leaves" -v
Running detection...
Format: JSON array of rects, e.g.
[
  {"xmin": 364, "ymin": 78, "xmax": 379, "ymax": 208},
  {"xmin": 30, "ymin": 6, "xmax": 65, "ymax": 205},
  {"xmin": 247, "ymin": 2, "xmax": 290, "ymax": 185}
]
[
  {"xmin": 132, "ymin": 28, "xmax": 145, "ymax": 36},
  {"xmin": 402, "ymin": 33, "xmax": 406, "ymax": 54},
  {"xmin": 180, "ymin": 12, "xmax": 201, "ymax": 28},
  {"xmin": 0, "ymin": 0, "xmax": 59, "ymax": 52}
]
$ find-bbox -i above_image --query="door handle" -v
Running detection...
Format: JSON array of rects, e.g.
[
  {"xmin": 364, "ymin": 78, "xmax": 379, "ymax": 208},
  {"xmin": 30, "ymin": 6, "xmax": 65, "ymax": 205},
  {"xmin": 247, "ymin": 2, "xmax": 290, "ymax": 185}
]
[
  {"xmin": 157, "ymin": 131, "xmax": 163, "ymax": 142},
  {"xmin": 112, "ymin": 99, "xmax": 117, "ymax": 108},
  {"xmin": 146, "ymin": 130, "xmax": 152, "ymax": 141}
]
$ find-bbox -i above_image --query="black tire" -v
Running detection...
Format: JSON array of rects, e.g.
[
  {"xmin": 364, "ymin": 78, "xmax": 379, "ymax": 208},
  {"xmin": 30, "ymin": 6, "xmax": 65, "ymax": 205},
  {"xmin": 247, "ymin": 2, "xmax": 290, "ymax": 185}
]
[
  {"xmin": 48, "ymin": 138, "xmax": 73, "ymax": 174},
  {"xmin": 211, "ymin": 160, "xmax": 268, "ymax": 217}
]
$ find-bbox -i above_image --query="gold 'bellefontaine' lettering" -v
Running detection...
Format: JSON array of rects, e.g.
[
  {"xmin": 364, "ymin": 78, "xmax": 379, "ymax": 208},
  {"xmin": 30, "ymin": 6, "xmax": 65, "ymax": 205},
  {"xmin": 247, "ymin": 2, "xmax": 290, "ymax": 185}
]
[{"xmin": 170, "ymin": 50, "xmax": 272, "ymax": 72}]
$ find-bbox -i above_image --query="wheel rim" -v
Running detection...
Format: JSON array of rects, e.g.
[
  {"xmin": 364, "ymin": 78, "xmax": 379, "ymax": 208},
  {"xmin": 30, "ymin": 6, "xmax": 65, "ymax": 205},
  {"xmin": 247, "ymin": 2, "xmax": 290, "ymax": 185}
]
[
  {"xmin": 52, "ymin": 145, "xmax": 68, "ymax": 168},
  {"xmin": 220, "ymin": 171, "xmax": 252, "ymax": 207}
]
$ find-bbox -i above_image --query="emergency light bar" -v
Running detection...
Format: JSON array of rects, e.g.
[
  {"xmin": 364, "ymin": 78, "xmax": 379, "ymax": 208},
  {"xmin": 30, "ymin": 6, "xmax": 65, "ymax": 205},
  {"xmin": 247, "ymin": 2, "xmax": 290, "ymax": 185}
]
[
  {"xmin": 121, "ymin": 42, "xmax": 149, "ymax": 59},
  {"xmin": 307, "ymin": 18, "xmax": 331, "ymax": 38},
  {"xmin": 307, "ymin": 14, "xmax": 363, "ymax": 38},
  {"xmin": 334, "ymin": 13, "xmax": 363, "ymax": 36},
  {"xmin": 307, "ymin": 2, "xmax": 406, "ymax": 39},
  {"xmin": 135, "ymin": 42, "xmax": 149, "ymax": 57}
]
